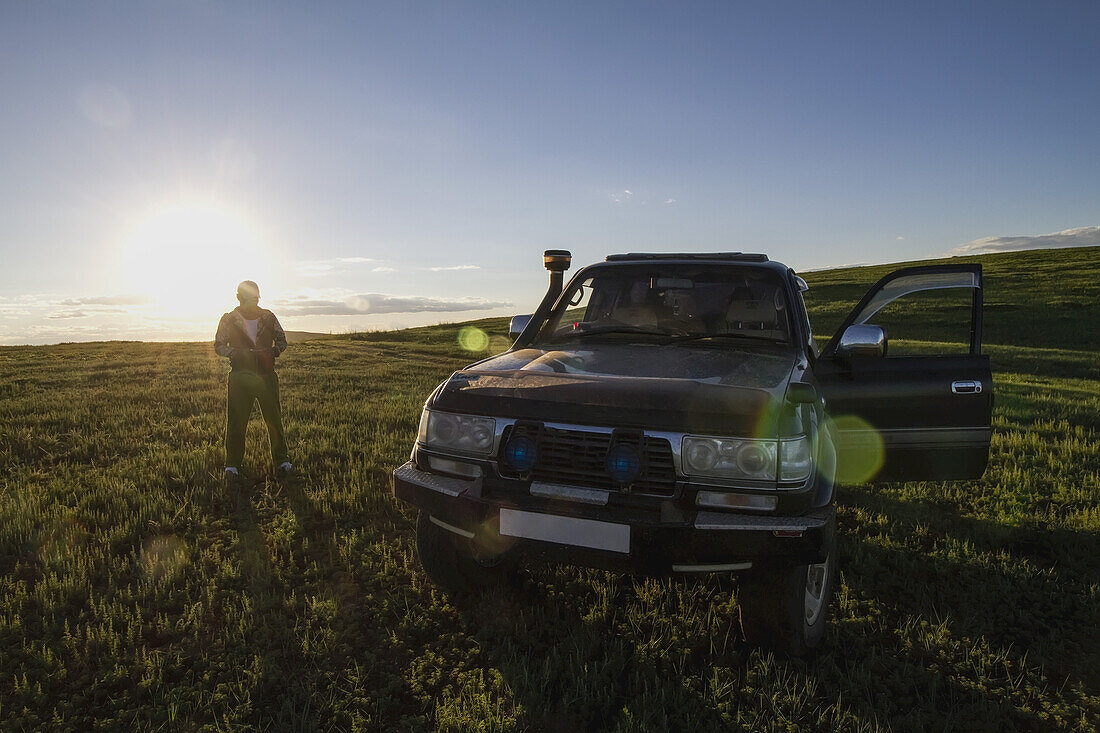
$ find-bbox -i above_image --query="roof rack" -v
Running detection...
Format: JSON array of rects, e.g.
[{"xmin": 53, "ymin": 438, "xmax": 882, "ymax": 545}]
[{"xmin": 605, "ymin": 252, "xmax": 769, "ymax": 262}]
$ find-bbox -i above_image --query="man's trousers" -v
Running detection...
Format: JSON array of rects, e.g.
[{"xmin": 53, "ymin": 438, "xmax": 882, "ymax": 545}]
[{"xmin": 225, "ymin": 370, "xmax": 288, "ymax": 468}]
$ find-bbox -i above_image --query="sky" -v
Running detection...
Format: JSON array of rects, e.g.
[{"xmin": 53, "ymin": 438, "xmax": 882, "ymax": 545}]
[{"xmin": 1, "ymin": 1, "xmax": 1098, "ymax": 344}]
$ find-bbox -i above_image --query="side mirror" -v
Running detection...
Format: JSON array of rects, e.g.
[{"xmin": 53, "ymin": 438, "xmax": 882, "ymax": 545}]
[
  {"xmin": 786, "ymin": 382, "xmax": 818, "ymax": 404},
  {"xmin": 509, "ymin": 314, "xmax": 533, "ymax": 340},
  {"xmin": 836, "ymin": 324, "xmax": 886, "ymax": 360}
]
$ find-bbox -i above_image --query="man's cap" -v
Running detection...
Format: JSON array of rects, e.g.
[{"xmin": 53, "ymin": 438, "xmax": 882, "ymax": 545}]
[{"xmin": 237, "ymin": 280, "xmax": 260, "ymax": 300}]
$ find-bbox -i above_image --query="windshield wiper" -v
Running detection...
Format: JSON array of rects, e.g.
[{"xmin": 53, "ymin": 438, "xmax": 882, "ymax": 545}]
[
  {"xmin": 548, "ymin": 325, "xmax": 670, "ymax": 341},
  {"xmin": 667, "ymin": 332, "xmax": 787, "ymax": 345}
]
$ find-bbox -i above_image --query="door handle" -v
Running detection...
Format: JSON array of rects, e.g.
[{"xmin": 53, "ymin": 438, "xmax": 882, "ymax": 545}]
[{"xmin": 951, "ymin": 380, "xmax": 982, "ymax": 394}]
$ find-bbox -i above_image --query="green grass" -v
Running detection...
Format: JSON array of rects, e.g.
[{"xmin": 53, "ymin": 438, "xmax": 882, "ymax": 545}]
[{"xmin": 1, "ymin": 247, "xmax": 1098, "ymax": 731}]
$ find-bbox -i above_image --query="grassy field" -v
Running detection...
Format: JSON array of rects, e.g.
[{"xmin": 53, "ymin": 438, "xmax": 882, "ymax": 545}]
[{"xmin": 1, "ymin": 247, "xmax": 1097, "ymax": 731}]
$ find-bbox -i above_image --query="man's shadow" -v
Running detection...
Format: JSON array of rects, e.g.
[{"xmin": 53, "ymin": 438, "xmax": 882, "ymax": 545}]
[{"xmin": 226, "ymin": 475, "xmax": 421, "ymax": 729}]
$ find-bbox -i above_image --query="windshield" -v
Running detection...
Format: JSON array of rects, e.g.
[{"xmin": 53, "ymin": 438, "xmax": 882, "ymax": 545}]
[{"xmin": 536, "ymin": 265, "xmax": 792, "ymax": 345}]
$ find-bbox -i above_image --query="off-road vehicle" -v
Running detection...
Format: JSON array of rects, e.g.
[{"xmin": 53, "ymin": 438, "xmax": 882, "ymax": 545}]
[{"xmin": 393, "ymin": 250, "xmax": 992, "ymax": 654}]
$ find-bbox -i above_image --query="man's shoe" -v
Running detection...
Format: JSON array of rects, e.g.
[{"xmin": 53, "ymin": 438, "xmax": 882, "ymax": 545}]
[{"xmin": 276, "ymin": 462, "xmax": 293, "ymax": 482}]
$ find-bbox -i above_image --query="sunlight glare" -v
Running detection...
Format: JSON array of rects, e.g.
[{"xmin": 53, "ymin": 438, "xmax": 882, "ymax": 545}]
[{"xmin": 120, "ymin": 199, "xmax": 272, "ymax": 318}]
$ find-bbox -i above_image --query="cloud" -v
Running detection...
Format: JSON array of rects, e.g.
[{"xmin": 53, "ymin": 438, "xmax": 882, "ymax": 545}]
[
  {"xmin": 952, "ymin": 225, "xmax": 1100, "ymax": 255},
  {"xmin": 610, "ymin": 190, "xmax": 634, "ymax": 204},
  {"xmin": 59, "ymin": 294, "xmax": 153, "ymax": 306},
  {"xmin": 372, "ymin": 266, "xmax": 397, "ymax": 273},
  {"xmin": 427, "ymin": 264, "xmax": 479, "ymax": 271},
  {"xmin": 296, "ymin": 261, "xmax": 337, "ymax": 277},
  {"xmin": 275, "ymin": 293, "xmax": 512, "ymax": 316},
  {"xmin": 664, "ymin": 198, "xmax": 676, "ymax": 205},
  {"xmin": 296, "ymin": 256, "xmax": 377, "ymax": 277},
  {"xmin": 802, "ymin": 262, "xmax": 869, "ymax": 272},
  {"xmin": 896, "ymin": 236, "xmax": 905, "ymax": 240},
  {"xmin": 47, "ymin": 306, "xmax": 132, "ymax": 319}
]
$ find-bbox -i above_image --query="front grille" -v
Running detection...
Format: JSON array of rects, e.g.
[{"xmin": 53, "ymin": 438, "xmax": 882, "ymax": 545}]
[{"xmin": 499, "ymin": 424, "xmax": 678, "ymax": 497}]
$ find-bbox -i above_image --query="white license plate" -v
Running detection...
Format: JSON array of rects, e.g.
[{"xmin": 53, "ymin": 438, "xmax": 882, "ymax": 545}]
[{"xmin": 499, "ymin": 508, "xmax": 631, "ymax": 554}]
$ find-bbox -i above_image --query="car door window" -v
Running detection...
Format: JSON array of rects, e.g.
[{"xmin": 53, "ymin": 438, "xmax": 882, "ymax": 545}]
[
  {"xmin": 850, "ymin": 270, "xmax": 980, "ymax": 325},
  {"xmin": 823, "ymin": 265, "xmax": 983, "ymax": 359},
  {"xmin": 863, "ymin": 287, "xmax": 977, "ymax": 356}
]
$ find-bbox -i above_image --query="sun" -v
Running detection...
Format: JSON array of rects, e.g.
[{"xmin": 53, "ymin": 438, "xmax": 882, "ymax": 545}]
[{"xmin": 120, "ymin": 199, "xmax": 273, "ymax": 317}]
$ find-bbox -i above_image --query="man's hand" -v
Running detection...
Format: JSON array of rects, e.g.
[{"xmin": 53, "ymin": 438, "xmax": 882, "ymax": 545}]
[{"xmin": 251, "ymin": 347, "xmax": 277, "ymax": 373}]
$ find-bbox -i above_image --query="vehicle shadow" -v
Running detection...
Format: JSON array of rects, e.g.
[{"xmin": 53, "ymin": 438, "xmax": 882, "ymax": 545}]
[
  {"xmin": 440, "ymin": 487, "xmax": 1098, "ymax": 731},
  {"xmin": 444, "ymin": 564, "xmax": 756, "ymax": 730}
]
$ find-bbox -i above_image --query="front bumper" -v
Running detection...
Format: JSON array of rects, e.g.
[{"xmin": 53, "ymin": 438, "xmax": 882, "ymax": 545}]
[{"xmin": 392, "ymin": 461, "xmax": 833, "ymax": 573}]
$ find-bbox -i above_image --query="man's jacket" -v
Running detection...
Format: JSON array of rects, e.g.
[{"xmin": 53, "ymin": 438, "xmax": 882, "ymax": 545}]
[{"xmin": 215, "ymin": 307, "xmax": 288, "ymax": 374}]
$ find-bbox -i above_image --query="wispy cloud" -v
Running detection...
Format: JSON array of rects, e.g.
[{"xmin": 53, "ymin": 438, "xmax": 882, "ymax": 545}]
[
  {"xmin": 47, "ymin": 309, "xmax": 90, "ymax": 319},
  {"xmin": 295, "ymin": 256, "xmax": 377, "ymax": 277},
  {"xmin": 59, "ymin": 294, "xmax": 153, "ymax": 306},
  {"xmin": 610, "ymin": 190, "xmax": 634, "ymax": 204},
  {"xmin": 371, "ymin": 266, "xmax": 397, "ymax": 273},
  {"xmin": 952, "ymin": 225, "xmax": 1100, "ymax": 255},
  {"xmin": 664, "ymin": 198, "xmax": 676, "ymax": 205},
  {"xmin": 297, "ymin": 261, "xmax": 338, "ymax": 277},
  {"xmin": 275, "ymin": 293, "xmax": 512, "ymax": 316},
  {"xmin": 427, "ymin": 264, "xmax": 479, "ymax": 271}
]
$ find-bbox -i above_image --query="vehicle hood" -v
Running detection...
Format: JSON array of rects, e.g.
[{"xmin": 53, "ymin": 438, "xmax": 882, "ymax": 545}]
[{"xmin": 431, "ymin": 343, "xmax": 800, "ymax": 436}]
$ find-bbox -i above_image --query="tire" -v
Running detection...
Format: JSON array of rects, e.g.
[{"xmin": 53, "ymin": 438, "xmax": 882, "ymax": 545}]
[
  {"xmin": 738, "ymin": 531, "xmax": 837, "ymax": 657},
  {"xmin": 414, "ymin": 511, "xmax": 511, "ymax": 594}
]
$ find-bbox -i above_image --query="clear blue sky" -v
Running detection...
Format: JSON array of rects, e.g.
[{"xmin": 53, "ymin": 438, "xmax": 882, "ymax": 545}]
[{"xmin": 1, "ymin": 1, "xmax": 1098, "ymax": 343}]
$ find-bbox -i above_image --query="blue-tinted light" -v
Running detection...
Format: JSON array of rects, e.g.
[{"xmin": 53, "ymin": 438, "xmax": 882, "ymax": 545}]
[
  {"xmin": 606, "ymin": 445, "xmax": 641, "ymax": 484},
  {"xmin": 504, "ymin": 435, "xmax": 538, "ymax": 472}
]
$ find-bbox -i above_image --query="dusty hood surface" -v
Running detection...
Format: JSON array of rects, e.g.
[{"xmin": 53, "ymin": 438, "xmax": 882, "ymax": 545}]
[{"xmin": 432, "ymin": 344, "xmax": 799, "ymax": 436}]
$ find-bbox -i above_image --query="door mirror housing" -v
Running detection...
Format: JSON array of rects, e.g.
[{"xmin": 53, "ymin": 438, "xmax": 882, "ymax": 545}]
[
  {"xmin": 836, "ymin": 324, "xmax": 886, "ymax": 360},
  {"xmin": 786, "ymin": 382, "xmax": 818, "ymax": 404},
  {"xmin": 509, "ymin": 314, "xmax": 533, "ymax": 340}
]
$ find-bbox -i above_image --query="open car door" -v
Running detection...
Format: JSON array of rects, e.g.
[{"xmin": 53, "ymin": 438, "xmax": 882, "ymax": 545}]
[{"xmin": 815, "ymin": 264, "xmax": 992, "ymax": 482}]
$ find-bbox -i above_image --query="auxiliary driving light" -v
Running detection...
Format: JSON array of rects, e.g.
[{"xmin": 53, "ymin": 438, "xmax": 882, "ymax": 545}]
[
  {"xmin": 504, "ymin": 435, "xmax": 538, "ymax": 472},
  {"xmin": 605, "ymin": 444, "xmax": 642, "ymax": 484}
]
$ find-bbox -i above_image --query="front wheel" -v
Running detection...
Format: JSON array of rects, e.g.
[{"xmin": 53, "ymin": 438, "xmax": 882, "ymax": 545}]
[
  {"xmin": 738, "ymin": 537, "xmax": 836, "ymax": 656},
  {"xmin": 414, "ymin": 511, "xmax": 512, "ymax": 595}
]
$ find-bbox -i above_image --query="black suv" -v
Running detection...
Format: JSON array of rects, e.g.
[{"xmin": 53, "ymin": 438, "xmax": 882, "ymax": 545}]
[{"xmin": 393, "ymin": 251, "xmax": 992, "ymax": 654}]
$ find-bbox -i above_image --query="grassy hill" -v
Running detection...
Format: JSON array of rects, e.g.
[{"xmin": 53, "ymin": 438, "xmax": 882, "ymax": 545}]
[
  {"xmin": 0, "ymin": 247, "xmax": 1097, "ymax": 730},
  {"xmin": 285, "ymin": 330, "xmax": 332, "ymax": 343}
]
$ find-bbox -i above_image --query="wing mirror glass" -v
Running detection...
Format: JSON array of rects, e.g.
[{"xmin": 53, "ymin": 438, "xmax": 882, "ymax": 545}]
[
  {"xmin": 836, "ymin": 324, "xmax": 886, "ymax": 360},
  {"xmin": 509, "ymin": 314, "xmax": 533, "ymax": 340}
]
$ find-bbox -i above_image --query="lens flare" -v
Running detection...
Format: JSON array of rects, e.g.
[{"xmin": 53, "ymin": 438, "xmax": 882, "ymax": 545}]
[
  {"xmin": 471, "ymin": 512, "xmax": 518, "ymax": 557},
  {"xmin": 141, "ymin": 535, "xmax": 188, "ymax": 584},
  {"xmin": 458, "ymin": 326, "xmax": 490, "ymax": 352},
  {"xmin": 829, "ymin": 414, "xmax": 886, "ymax": 484}
]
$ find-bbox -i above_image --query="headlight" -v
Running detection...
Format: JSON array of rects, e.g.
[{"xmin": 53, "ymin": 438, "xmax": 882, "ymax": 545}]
[
  {"xmin": 418, "ymin": 410, "xmax": 496, "ymax": 455},
  {"xmin": 779, "ymin": 436, "xmax": 813, "ymax": 481},
  {"xmin": 682, "ymin": 434, "xmax": 814, "ymax": 484},
  {"xmin": 682, "ymin": 435, "xmax": 777, "ymax": 481}
]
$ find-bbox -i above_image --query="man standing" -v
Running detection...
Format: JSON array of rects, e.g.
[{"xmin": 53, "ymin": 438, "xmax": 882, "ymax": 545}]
[{"xmin": 215, "ymin": 280, "xmax": 293, "ymax": 486}]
